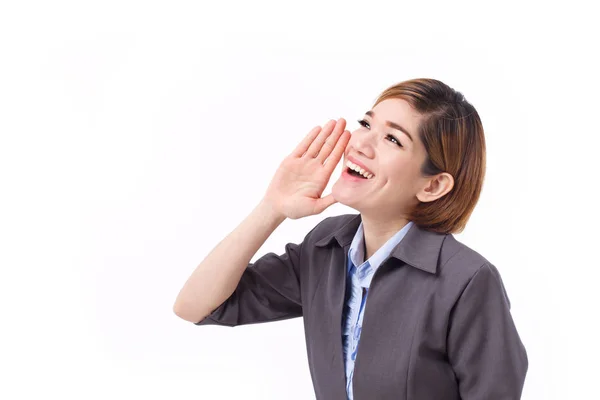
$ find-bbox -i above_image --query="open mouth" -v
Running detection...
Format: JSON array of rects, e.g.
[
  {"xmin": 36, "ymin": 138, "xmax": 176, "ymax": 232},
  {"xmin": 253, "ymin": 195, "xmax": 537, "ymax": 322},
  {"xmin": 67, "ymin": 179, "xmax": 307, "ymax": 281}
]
[
  {"xmin": 346, "ymin": 167, "xmax": 369, "ymax": 179},
  {"xmin": 345, "ymin": 159, "xmax": 374, "ymax": 179}
]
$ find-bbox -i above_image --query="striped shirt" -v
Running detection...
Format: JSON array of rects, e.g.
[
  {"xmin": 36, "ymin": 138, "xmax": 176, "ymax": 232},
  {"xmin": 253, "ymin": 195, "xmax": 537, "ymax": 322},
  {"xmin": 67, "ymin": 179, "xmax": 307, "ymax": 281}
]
[{"xmin": 342, "ymin": 220, "xmax": 414, "ymax": 399}]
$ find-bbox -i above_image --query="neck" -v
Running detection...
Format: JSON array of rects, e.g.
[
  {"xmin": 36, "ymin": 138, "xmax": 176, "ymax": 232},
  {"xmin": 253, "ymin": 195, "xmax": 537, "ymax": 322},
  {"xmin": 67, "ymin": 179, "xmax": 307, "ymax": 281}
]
[{"xmin": 360, "ymin": 213, "xmax": 411, "ymax": 260}]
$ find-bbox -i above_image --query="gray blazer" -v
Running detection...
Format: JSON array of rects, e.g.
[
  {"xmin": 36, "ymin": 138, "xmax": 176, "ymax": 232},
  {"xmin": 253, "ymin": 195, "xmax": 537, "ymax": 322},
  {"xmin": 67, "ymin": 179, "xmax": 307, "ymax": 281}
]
[{"xmin": 196, "ymin": 213, "xmax": 528, "ymax": 399}]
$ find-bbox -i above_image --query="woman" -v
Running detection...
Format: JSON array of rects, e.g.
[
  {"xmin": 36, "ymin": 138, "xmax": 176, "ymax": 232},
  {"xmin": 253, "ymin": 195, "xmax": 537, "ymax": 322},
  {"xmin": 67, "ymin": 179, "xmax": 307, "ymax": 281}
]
[{"xmin": 173, "ymin": 78, "xmax": 528, "ymax": 399}]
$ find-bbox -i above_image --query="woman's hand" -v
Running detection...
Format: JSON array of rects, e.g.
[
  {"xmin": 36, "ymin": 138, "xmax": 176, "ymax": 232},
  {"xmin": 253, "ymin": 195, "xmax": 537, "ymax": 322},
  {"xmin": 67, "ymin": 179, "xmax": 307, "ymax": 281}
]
[{"xmin": 261, "ymin": 119, "xmax": 351, "ymax": 220}]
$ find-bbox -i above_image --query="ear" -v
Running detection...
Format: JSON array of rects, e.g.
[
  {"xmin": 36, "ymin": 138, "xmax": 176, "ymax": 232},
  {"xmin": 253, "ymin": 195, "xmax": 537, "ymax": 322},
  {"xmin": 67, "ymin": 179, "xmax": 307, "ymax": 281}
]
[{"xmin": 416, "ymin": 172, "xmax": 454, "ymax": 203}]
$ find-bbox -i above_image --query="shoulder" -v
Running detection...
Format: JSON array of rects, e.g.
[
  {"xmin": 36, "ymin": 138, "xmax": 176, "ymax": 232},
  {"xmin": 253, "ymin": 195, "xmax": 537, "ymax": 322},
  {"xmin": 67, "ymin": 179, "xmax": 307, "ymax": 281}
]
[
  {"xmin": 437, "ymin": 233, "xmax": 507, "ymax": 297},
  {"xmin": 301, "ymin": 213, "xmax": 359, "ymax": 246},
  {"xmin": 312, "ymin": 213, "xmax": 358, "ymax": 232},
  {"xmin": 439, "ymin": 234, "xmax": 491, "ymax": 275}
]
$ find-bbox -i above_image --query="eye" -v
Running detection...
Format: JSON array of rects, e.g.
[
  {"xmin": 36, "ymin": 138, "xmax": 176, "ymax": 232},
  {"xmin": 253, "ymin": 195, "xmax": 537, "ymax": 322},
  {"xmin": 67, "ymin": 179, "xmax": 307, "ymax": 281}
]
[
  {"xmin": 357, "ymin": 119, "xmax": 403, "ymax": 147},
  {"xmin": 385, "ymin": 134, "xmax": 402, "ymax": 147}
]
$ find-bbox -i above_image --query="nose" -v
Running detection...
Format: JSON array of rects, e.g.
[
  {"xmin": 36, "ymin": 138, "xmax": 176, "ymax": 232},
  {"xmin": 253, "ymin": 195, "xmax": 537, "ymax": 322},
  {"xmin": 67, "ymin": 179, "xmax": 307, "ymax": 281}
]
[{"xmin": 350, "ymin": 128, "xmax": 376, "ymax": 159}]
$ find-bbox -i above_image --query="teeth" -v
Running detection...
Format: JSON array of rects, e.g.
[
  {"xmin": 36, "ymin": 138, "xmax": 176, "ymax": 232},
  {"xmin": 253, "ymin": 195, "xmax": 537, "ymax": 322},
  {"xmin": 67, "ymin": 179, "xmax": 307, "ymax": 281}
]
[{"xmin": 346, "ymin": 160, "xmax": 374, "ymax": 179}]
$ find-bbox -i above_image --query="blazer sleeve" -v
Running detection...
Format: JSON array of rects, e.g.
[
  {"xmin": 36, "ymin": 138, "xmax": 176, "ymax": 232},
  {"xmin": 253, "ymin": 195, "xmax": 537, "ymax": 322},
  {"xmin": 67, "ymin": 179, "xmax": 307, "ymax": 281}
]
[
  {"xmin": 447, "ymin": 262, "xmax": 528, "ymax": 399},
  {"xmin": 193, "ymin": 232, "xmax": 310, "ymax": 327}
]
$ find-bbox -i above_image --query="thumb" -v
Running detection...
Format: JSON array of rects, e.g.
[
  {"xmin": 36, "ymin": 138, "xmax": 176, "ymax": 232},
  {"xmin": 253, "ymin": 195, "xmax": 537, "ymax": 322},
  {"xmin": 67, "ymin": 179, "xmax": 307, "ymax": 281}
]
[{"xmin": 314, "ymin": 193, "xmax": 337, "ymax": 214}]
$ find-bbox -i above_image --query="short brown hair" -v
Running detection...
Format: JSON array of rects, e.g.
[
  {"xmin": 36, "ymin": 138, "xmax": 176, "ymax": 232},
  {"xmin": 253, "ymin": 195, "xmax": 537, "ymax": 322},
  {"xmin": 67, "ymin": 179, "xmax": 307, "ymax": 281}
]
[{"xmin": 374, "ymin": 78, "xmax": 486, "ymax": 234}]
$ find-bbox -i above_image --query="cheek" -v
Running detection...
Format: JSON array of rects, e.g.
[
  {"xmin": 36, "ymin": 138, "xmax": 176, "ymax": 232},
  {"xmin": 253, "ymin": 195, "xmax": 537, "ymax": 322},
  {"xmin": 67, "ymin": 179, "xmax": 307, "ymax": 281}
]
[
  {"xmin": 385, "ymin": 159, "xmax": 412, "ymax": 178},
  {"xmin": 385, "ymin": 161, "xmax": 422, "ymax": 188},
  {"xmin": 347, "ymin": 134, "xmax": 359, "ymax": 146}
]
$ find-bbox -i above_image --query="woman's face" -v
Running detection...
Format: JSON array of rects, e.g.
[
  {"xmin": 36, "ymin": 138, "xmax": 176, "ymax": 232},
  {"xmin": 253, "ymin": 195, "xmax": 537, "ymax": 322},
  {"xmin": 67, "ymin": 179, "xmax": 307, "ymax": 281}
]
[{"xmin": 331, "ymin": 98, "xmax": 431, "ymax": 218}]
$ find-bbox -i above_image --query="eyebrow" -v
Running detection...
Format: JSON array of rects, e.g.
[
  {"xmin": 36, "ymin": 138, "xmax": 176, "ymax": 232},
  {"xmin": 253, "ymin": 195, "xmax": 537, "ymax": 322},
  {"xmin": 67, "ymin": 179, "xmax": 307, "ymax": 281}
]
[{"xmin": 365, "ymin": 111, "xmax": 414, "ymax": 142}]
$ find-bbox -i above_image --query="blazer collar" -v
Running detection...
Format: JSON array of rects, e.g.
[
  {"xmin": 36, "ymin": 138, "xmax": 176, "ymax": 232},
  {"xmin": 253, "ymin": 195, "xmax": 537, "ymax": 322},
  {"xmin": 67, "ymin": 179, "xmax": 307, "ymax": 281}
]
[{"xmin": 314, "ymin": 214, "xmax": 447, "ymax": 274}]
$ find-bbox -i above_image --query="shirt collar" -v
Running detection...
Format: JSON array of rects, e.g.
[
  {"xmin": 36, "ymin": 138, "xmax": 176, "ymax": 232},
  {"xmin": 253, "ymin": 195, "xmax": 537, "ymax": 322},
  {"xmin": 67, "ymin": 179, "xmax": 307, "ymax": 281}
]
[
  {"xmin": 314, "ymin": 213, "xmax": 447, "ymax": 274},
  {"xmin": 348, "ymin": 220, "xmax": 414, "ymax": 269}
]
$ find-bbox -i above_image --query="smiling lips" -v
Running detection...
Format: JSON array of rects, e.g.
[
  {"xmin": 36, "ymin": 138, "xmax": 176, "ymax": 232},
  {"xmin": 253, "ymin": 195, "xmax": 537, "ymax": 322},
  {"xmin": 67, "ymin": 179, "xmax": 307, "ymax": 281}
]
[{"xmin": 346, "ymin": 160, "xmax": 374, "ymax": 179}]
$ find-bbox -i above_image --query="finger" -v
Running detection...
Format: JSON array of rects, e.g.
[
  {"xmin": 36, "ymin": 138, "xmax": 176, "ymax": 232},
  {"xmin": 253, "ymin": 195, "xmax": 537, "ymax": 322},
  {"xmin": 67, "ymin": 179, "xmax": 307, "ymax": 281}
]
[
  {"xmin": 315, "ymin": 118, "xmax": 347, "ymax": 164},
  {"xmin": 291, "ymin": 125, "xmax": 322, "ymax": 158},
  {"xmin": 314, "ymin": 193, "xmax": 337, "ymax": 214},
  {"xmin": 305, "ymin": 119, "xmax": 337, "ymax": 158},
  {"xmin": 323, "ymin": 130, "xmax": 351, "ymax": 175}
]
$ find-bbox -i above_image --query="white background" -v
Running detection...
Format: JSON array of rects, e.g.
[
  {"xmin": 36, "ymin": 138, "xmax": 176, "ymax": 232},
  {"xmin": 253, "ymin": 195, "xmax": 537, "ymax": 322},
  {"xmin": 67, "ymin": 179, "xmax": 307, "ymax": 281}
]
[{"xmin": 1, "ymin": 1, "xmax": 598, "ymax": 399}]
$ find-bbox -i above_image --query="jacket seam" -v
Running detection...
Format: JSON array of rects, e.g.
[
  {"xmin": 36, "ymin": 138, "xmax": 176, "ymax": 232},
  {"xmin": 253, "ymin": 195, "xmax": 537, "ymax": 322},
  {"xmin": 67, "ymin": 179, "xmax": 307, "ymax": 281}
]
[
  {"xmin": 405, "ymin": 247, "xmax": 468, "ymax": 399},
  {"xmin": 445, "ymin": 261, "xmax": 489, "ymax": 357},
  {"xmin": 451, "ymin": 261, "xmax": 489, "ymax": 307},
  {"xmin": 301, "ymin": 218, "xmax": 331, "ymax": 313},
  {"xmin": 439, "ymin": 246, "xmax": 464, "ymax": 273},
  {"xmin": 307, "ymin": 253, "xmax": 332, "ymax": 315},
  {"xmin": 405, "ymin": 311, "xmax": 417, "ymax": 400}
]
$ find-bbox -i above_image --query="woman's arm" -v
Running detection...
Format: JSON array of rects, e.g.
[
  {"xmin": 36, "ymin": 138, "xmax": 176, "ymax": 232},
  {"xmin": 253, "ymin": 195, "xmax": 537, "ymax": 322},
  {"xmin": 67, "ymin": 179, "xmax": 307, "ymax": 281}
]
[
  {"xmin": 173, "ymin": 118, "xmax": 350, "ymax": 324},
  {"xmin": 173, "ymin": 200, "xmax": 285, "ymax": 323},
  {"xmin": 447, "ymin": 262, "xmax": 528, "ymax": 399}
]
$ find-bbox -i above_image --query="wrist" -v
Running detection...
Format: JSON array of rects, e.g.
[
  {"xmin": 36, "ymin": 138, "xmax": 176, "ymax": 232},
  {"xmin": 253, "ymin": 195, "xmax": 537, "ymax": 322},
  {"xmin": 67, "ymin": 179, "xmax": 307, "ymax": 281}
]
[{"xmin": 255, "ymin": 199, "xmax": 287, "ymax": 227}]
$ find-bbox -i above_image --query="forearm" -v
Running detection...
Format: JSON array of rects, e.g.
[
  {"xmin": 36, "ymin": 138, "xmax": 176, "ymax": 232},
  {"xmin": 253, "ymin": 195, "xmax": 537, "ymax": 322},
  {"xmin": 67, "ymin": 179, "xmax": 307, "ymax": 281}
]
[{"xmin": 173, "ymin": 200, "xmax": 286, "ymax": 322}]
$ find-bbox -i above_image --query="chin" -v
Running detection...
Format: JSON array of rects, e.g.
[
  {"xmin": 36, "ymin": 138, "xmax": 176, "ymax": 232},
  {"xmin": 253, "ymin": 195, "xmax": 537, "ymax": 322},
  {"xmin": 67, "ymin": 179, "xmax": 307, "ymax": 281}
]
[{"xmin": 331, "ymin": 184, "xmax": 362, "ymax": 210}]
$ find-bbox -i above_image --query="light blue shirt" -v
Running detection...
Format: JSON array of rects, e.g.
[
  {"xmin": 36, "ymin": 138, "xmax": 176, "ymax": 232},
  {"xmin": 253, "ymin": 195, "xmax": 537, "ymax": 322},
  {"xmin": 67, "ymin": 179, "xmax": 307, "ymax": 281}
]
[{"xmin": 342, "ymin": 220, "xmax": 414, "ymax": 400}]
